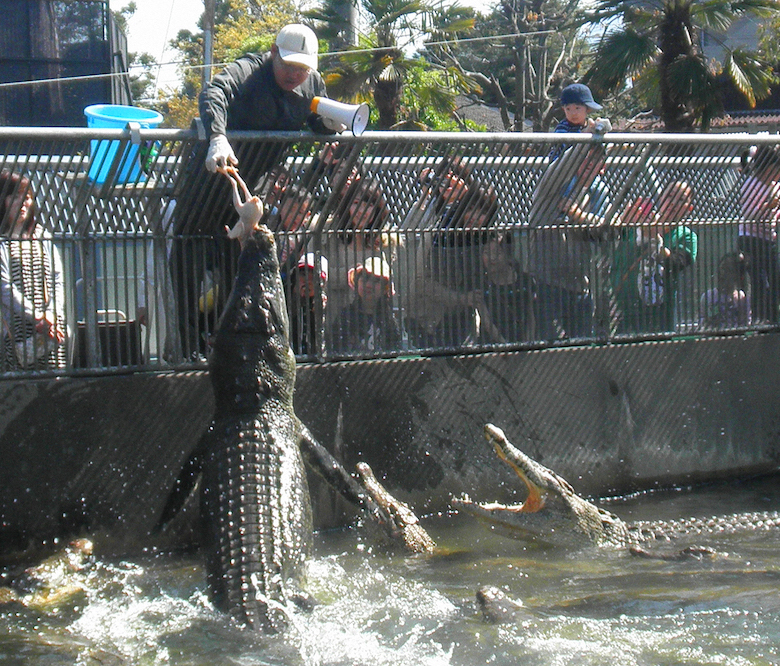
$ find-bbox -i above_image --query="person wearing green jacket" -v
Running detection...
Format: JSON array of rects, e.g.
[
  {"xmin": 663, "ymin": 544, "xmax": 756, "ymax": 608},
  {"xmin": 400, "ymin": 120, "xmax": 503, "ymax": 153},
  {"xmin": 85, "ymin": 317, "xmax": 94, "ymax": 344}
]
[{"xmin": 613, "ymin": 180, "xmax": 698, "ymax": 334}]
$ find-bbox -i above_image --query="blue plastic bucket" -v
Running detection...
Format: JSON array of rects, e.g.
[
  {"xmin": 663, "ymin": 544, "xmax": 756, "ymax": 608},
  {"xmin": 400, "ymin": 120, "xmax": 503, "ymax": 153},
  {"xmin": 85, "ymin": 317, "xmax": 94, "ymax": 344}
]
[{"xmin": 84, "ymin": 104, "xmax": 163, "ymax": 184}]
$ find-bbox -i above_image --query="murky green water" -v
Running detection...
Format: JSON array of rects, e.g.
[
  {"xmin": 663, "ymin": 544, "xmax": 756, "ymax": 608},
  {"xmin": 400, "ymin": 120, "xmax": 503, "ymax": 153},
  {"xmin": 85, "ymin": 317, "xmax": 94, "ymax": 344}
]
[{"xmin": 1, "ymin": 474, "xmax": 779, "ymax": 665}]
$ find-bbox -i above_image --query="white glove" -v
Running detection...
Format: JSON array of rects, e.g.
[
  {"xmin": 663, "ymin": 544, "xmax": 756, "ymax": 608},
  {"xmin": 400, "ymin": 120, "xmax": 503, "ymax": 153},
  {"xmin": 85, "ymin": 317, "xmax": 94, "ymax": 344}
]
[
  {"xmin": 322, "ymin": 116, "xmax": 347, "ymax": 133},
  {"xmin": 593, "ymin": 118, "xmax": 612, "ymax": 134},
  {"xmin": 205, "ymin": 134, "xmax": 238, "ymax": 173}
]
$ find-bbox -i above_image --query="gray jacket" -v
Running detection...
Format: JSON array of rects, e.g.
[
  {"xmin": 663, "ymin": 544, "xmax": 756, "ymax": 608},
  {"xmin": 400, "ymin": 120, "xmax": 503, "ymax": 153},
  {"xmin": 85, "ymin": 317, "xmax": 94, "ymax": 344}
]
[{"xmin": 526, "ymin": 145, "xmax": 611, "ymax": 293}]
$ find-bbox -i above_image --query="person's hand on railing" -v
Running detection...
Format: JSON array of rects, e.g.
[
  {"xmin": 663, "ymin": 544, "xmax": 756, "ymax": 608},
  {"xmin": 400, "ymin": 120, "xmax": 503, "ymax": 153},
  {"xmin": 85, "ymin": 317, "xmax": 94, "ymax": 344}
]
[
  {"xmin": 471, "ymin": 292, "xmax": 506, "ymax": 344},
  {"xmin": 219, "ymin": 166, "xmax": 264, "ymax": 248},
  {"xmin": 321, "ymin": 117, "xmax": 347, "ymax": 133},
  {"xmin": 205, "ymin": 134, "xmax": 238, "ymax": 173}
]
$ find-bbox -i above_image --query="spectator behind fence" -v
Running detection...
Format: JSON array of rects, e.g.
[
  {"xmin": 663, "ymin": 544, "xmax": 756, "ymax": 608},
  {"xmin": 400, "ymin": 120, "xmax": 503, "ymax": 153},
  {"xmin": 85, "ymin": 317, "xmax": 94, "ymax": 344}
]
[
  {"xmin": 549, "ymin": 83, "xmax": 609, "ymax": 162},
  {"xmin": 477, "ymin": 233, "xmax": 537, "ymax": 343},
  {"xmin": 328, "ymin": 256, "xmax": 402, "ymax": 354},
  {"xmin": 404, "ymin": 157, "xmax": 497, "ymax": 348},
  {"xmin": 699, "ymin": 251, "xmax": 752, "ymax": 330},
  {"xmin": 399, "ymin": 155, "xmax": 473, "ymax": 232},
  {"xmin": 612, "ymin": 181, "xmax": 698, "ymax": 334},
  {"xmin": 288, "ymin": 252, "xmax": 328, "ymax": 356},
  {"xmin": 254, "ymin": 163, "xmax": 293, "ymax": 217},
  {"xmin": 302, "ymin": 142, "xmax": 363, "ymax": 208},
  {"xmin": 527, "ymin": 143, "xmax": 612, "ymax": 341},
  {"xmin": 0, "ymin": 170, "xmax": 67, "ymax": 370},
  {"xmin": 738, "ymin": 144, "xmax": 780, "ymax": 323},
  {"xmin": 271, "ymin": 183, "xmax": 317, "ymax": 282},
  {"xmin": 321, "ymin": 179, "xmax": 396, "ymax": 331}
]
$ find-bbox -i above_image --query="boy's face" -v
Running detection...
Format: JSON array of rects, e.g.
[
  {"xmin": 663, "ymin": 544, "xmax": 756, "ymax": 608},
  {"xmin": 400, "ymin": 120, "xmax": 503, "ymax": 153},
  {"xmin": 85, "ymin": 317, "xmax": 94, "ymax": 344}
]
[
  {"xmin": 482, "ymin": 238, "xmax": 507, "ymax": 271},
  {"xmin": 563, "ymin": 103, "xmax": 588, "ymax": 126},
  {"xmin": 357, "ymin": 273, "xmax": 389, "ymax": 307},
  {"xmin": 296, "ymin": 268, "xmax": 317, "ymax": 299},
  {"xmin": 657, "ymin": 182, "xmax": 694, "ymax": 228},
  {"xmin": 576, "ymin": 148, "xmax": 605, "ymax": 184},
  {"xmin": 280, "ymin": 195, "xmax": 311, "ymax": 231}
]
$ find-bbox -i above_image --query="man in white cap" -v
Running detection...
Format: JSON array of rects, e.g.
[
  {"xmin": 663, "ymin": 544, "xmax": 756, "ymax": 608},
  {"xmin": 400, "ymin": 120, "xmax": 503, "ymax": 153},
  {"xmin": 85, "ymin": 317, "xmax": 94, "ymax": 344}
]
[
  {"xmin": 201, "ymin": 23, "xmax": 341, "ymax": 173},
  {"xmin": 170, "ymin": 24, "xmax": 341, "ymax": 360}
]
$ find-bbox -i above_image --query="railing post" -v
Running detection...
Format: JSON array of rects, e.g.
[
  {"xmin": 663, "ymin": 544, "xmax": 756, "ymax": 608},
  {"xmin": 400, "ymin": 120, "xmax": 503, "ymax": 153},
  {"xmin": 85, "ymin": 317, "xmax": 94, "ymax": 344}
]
[{"xmin": 80, "ymin": 236, "xmax": 102, "ymax": 367}]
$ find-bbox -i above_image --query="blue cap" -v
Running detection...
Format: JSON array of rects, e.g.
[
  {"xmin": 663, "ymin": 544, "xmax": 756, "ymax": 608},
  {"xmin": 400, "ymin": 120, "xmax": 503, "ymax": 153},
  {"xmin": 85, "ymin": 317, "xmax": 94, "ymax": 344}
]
[{"xmin": 560, "ymin": 83, "xmax": 602, "ymax": 111}]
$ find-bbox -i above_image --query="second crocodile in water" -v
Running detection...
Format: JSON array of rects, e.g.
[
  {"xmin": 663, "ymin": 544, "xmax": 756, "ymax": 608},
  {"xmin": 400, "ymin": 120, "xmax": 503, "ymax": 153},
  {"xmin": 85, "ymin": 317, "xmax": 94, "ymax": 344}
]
[{"xmin": 454, "ymin": 424, "xmax": 780, "ymax": 555}]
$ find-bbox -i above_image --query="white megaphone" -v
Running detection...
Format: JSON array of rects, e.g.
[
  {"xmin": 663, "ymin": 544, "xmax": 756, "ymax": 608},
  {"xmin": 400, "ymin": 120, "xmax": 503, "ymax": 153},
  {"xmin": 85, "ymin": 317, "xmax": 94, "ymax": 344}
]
[{"xmin": 310, "ymin": 97, "xmax": 370, "ymax": 136}]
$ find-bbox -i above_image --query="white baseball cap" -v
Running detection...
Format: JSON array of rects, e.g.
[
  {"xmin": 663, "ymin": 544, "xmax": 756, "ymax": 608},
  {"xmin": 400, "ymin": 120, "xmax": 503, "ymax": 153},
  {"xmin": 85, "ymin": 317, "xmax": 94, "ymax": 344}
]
[{"xmin": 275, "ymin": 24, "xmax": 318, "ymax": 72}]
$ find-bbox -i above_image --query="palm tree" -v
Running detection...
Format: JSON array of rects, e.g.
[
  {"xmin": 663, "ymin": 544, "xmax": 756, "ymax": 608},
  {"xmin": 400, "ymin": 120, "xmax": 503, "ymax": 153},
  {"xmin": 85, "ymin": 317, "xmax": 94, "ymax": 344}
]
[
  {"xmin": 582, "ymin": 0, "xmax": 780, "ymax": 131},
  {"xmin": 308, "ymin": 0, "xmax": 475, "ymax": 129}
]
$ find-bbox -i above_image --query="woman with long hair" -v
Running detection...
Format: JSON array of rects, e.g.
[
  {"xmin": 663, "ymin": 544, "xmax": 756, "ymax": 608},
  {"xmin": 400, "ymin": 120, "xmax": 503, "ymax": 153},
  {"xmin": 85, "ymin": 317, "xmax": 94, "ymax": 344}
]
[{"xmin": 0, "ymin": 170, "xmax": 67, "ymax": 369}]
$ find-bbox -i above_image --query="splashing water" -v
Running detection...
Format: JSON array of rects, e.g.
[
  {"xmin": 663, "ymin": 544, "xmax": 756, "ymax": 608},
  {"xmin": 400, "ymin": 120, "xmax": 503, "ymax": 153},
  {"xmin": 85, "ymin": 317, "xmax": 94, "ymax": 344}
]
[{"xmin": 1, "ymin": 474, "xmax": 779, "ymax": 665}]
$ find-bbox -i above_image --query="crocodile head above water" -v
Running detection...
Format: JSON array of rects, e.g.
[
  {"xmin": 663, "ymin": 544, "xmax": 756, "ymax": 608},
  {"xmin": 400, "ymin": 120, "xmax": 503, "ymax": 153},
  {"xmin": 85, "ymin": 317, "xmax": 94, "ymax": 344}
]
[
  {"xmin": 454, "ymin": 425, "xmax": 780, "ymax": 553},
  {"xmin": 453, "ymin": 424, "xmax": 632, "ymax": 549}
]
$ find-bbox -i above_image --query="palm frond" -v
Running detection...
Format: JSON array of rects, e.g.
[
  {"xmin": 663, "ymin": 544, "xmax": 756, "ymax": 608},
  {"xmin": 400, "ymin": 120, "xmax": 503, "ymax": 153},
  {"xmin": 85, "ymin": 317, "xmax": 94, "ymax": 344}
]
[
  {"xmin": 585, "ymin": 29, "xmax": 658, "ymax": 93},
  {"xmin": 632, "ymin": 65, "xmax": 663, "ymax": 107},
  {"xmin": 667, "ymin": 53, "xmax": 715, "ymax": 97},
  {"xmin": 726, "ymin": 0, "xmax": 780, "ymax": 16},
  {"xmin": 585, "ymin": 0, "xmax": 659, "ymax": 26},
  {"xmin": 692, "ymin": 0, "xmax": 738, "ymax": 32},
  {"xmin": 665, "ymin": 53, "xmax": 722, "ymax": 129},
  {"xmin": 725, "ymin": 49, "xmax": 779, "ymax": 105},
  {"xmin": 379, "ymin": 60, "xmax": 407, "ymax": 82},
  {"xmin": 365, "ymin": 0, "xmax": 427, "ymax": 27},
  {"xmin": 431, "ymin": 16, "xmax": 476, "ymax": 35}
]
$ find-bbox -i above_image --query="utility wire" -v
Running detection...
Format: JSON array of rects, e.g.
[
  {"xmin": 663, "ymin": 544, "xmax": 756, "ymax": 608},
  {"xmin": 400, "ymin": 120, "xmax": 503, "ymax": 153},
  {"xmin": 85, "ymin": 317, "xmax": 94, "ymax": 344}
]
[
  {"xmin": 0, "ymin": 29, "xmax": 557, "ymax": 91},
  {"xmin": 155, "ymin": 0, "xmax": 178, "ymax": 91}
]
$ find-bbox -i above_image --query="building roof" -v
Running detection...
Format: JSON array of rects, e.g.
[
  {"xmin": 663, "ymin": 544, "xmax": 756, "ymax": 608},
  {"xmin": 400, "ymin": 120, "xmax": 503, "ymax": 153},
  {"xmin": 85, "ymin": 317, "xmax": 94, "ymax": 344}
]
[{"xmin": 616, "ymin": 110, "xmax": 780, "ymax": 134}]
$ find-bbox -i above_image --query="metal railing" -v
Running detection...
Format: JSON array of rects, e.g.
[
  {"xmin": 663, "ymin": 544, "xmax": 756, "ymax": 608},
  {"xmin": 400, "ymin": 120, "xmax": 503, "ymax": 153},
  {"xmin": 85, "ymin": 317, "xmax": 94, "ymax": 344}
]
[{"xmin": 0, "ymin": 126, "xmax": 777, "ymax": 376}]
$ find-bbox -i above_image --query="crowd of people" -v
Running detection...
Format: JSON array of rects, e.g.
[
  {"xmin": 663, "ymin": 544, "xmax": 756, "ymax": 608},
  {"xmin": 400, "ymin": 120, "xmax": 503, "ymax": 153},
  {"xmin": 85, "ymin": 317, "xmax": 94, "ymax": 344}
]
[{"xmin": 2, "ymin": 25, "xmax": 779, "ymax": 368}]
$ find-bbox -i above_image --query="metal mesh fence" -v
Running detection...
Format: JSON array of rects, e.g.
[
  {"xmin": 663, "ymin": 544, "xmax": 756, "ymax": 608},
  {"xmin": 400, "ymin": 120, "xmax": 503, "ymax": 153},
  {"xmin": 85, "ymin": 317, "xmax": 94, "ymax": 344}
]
[{"xmin": 0, "ymin": 127, "xmax": 777, "ymax": 376}]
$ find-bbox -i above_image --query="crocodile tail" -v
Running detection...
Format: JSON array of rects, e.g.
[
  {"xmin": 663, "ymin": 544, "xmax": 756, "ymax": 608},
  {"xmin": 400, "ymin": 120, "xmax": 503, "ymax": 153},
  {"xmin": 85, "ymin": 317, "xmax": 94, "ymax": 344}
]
[{"xmin": 200, "ymin": 415, "xmax": 308, "ymax": 632}]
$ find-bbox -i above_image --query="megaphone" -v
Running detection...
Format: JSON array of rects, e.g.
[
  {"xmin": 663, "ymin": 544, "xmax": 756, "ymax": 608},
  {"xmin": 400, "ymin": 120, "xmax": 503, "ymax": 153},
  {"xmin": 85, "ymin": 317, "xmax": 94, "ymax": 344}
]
[{"xmin": 311, "ymin": 97, "xmax": 370, "ymax": 136}]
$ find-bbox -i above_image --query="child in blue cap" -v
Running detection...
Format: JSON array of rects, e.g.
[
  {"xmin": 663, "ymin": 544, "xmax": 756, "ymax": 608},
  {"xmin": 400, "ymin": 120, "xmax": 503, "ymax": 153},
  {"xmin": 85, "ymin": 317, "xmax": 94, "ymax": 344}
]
[{"xmin": 549, "ymin": 83, "xmax": 609, "ymax": 161}]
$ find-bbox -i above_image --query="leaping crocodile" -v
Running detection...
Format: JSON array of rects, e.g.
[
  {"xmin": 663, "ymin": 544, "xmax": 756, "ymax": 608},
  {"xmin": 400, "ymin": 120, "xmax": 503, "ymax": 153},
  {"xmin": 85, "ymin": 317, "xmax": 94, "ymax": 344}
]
[
  {"xmin": 157, "ymin": 168, "xmax": 433, "ymax": 632},
  {"xmin": 453, "ymin": 424, "xmax": 780, "ymax": 553}
]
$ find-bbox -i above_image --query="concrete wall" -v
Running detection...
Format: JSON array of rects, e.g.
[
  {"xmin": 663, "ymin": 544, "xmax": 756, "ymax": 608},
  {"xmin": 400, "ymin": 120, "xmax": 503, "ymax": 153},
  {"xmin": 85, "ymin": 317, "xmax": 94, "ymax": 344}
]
[{"xmin": 1, "ymin": 334, "xmax": 779, "ymax": 558}]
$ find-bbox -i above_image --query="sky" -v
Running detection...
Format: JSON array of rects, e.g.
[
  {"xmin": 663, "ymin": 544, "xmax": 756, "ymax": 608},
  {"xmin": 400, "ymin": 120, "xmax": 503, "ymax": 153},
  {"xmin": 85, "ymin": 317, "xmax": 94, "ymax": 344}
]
[{"xmin": 123, "ymin": 0, "xmax": 204, "ymax": 92}]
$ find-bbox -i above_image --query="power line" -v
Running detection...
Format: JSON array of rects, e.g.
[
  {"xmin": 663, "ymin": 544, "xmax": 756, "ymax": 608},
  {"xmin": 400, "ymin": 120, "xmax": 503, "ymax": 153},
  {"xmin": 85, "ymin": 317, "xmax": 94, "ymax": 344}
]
[
  {"xmin": 155, "ymin": 0, "xmax": 179, "ymax": 91},
  {"xmin": 0, "ymin": 29, "xmax": 558, "ymax": 91}
]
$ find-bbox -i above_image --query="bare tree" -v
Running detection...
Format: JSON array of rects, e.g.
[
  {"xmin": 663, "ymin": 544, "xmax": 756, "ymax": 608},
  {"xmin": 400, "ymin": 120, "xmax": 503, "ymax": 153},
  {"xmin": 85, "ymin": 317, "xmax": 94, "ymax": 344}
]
[{"xmin": 425, "ymin": 0, "xmax": 590, "ymax": 131}]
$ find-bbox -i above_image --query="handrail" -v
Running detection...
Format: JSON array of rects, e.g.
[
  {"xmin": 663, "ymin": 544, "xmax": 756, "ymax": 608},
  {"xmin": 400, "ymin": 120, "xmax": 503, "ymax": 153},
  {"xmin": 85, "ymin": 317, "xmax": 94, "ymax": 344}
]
[{"xmin": 0, "ymin": 127, "xmax": 776, "ymax": 377}]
